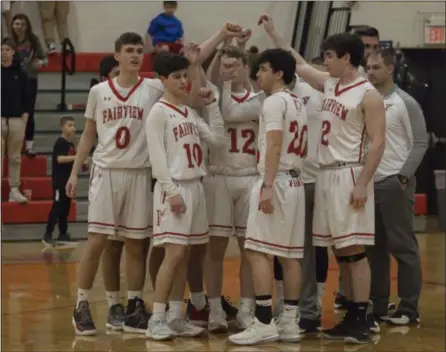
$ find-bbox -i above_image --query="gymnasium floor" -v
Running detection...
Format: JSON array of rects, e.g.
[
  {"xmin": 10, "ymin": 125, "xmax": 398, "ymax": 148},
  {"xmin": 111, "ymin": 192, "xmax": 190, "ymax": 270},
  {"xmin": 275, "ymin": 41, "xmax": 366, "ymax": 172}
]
[{"xmin": 1, "ymin": 232, "xmax": 445, "ymax": 352}]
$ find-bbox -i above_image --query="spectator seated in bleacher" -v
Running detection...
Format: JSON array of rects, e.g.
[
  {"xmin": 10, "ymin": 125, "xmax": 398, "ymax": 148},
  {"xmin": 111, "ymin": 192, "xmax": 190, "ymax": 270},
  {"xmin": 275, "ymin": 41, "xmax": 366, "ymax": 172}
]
[{"xmin": 146, "ymin": 1, "xmax": 184, "ymax": 54}]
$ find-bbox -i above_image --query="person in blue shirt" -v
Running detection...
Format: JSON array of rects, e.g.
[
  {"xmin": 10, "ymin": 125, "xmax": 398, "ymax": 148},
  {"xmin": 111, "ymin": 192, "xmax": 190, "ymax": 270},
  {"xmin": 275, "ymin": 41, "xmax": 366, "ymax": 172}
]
[{"xmin": 146, "ymin": 1, "xmax": 184, "ymax": 54}]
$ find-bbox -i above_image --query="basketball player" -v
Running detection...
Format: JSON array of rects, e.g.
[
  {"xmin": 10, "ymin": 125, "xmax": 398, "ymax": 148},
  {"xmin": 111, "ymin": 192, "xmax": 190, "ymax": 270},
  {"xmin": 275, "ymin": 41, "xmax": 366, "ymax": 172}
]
[
  {"xmin": 229, "ymin": 48, "xmax": 307, "ymax": 345},
  {"xmin": 273, "ymin": 56, "xmax": 326, "ymax": 333},
  {"xmin": 260, "ymin": 15, "xmax": 386, "ymax": 344},
  {"xmin": 67, "ymin": 32, "xmax": 164, "ymax": 336},
  {"xmin": 145, "ymin": 48, "xmax": 226, "ymax": 341},
  {"xmin": 203, "ymin": 45, "xmax": 261, "ymax": 332},
  {"xmin": 366, "ymin": 49, "xmax": 427, "ymax": 325}
]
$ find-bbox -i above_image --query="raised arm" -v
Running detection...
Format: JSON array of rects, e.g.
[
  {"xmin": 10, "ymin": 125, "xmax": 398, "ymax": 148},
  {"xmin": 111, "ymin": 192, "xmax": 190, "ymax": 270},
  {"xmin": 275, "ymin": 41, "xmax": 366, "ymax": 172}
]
[
  {"xmin": 221, "ymin": 80, "xmax": 262, "ymax": 123},
  {"xmin": 259, "ymin": 14, "xmax": 329, "ymax": 92},
  {"xmin": 198, "ymin": 22, "xmax": 243, "ymax": 65},
  {"xmin": 146, "ymin": 106, "xmax": 180, "ymax": 198},
  {"xmin": 352, "ymin": 90, "xmax": 386, "ymax": 208},
  {"xmin": 195, "ymin": 88, "xmax": 226, "ymax": 146}
]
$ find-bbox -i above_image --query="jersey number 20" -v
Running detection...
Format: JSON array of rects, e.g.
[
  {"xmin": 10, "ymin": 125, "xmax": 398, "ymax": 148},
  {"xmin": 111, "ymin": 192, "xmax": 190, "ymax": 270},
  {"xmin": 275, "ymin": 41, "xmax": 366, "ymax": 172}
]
[{"xmin": 287, "ymin": 120, "xmax": 308, "ymax": 157}]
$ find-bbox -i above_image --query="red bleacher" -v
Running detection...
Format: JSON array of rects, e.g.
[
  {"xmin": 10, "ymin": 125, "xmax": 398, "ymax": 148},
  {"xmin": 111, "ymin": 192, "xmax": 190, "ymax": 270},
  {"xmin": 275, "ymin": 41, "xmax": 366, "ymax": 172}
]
[
  {"xmin": 1, "ymin": 155, "xmax": 76, "ymax": 224},
  {"xmin": 40, "ymin": 53, "xmax": 155, "ymax": 73}
]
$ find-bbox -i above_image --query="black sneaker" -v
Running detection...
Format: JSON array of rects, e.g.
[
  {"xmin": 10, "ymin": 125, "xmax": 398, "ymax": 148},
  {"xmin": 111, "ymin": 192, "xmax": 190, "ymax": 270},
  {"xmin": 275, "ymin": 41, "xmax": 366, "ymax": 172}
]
[
  {"xmin": 221, "ymin": 296, "xmax": 238, "ymax": 321},
  {"xmin": 388, "ymin": 302, "xmax": 397, "ymax": 310},
  {"xmin": 367, "ymin": 313, "xmax": 380, "ymax": 333},
  {"xmin": 106, "ymin": 303, "xmax": 126, "ymax": 331},
  {"xmin": 299, "ymin": 317, "xmax": 321, "ymax": 333},
  {"xmin": 72, "ymin": 301, "xmax": 97, "ymax": 336},
  {"xmin": 344, "ymin": 323, "xmax": 371, "ymax": 344},
  {"xmin": 56, "ymin": 233, "xmax": 79, "ymax": 248},
  {"xmin": 334, "ymin": 293, "xmax": 348, "ymax": 310},
  {"xmin": 42, "ymin": 233, "xmax": 55, "ymax": 246},
  {"xmin": 321, "ymin": 320, "xmax": 350, "ymax": 340},
  {"xmin": 387, "ymin": 310, "xmax": 420, "ymax": 326},
  {"xmin": 123, "ymin": 298, "xmax": 151, "ymax": 334}
]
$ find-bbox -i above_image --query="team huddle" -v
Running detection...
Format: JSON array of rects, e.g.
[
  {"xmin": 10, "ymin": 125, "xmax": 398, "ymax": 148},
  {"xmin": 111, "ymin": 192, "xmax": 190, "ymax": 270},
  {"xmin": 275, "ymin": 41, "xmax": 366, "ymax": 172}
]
[{"xmin": 68, "ymin": 14, "xmax": 390, "ymax": 346}]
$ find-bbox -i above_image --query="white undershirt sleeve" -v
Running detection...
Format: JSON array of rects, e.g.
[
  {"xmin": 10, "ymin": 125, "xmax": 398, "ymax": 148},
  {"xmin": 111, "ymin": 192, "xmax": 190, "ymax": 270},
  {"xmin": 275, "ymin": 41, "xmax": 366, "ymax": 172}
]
[
  {"xmin": 84, "ymin": 86, "xmax": 99, "ymax": 120},
  {"xmin": 145, "ymin": 105, "xmax": 180, "ymax": 198}
]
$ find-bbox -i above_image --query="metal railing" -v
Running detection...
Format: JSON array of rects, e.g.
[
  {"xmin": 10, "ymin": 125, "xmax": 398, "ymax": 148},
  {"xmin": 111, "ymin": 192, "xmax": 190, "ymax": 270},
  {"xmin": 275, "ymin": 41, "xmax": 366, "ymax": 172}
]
[{"xmin": 57, "ymin": 38, "xmax": 76, "ymax": 111}]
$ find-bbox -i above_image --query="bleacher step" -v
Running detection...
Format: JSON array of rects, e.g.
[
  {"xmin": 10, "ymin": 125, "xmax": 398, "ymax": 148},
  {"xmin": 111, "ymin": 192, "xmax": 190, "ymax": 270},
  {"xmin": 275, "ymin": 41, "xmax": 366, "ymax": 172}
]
[
  {"xmin": 39, "ymin": 72, "xmax": 95, "ymax": 91},
  {"xmin": 1, "ymin": 222, "xmax": 88, "ymax": 242},
  {"xmin": 33, "ymin": 132, "xmax": 83, "ymax": 153},
  {"xmin": 36, "ymin": 90, "xmax": 88, "ymax": 111},
  {"xmin": 35, "ymin": 112, "xmax": 85, "ymax": 132}
]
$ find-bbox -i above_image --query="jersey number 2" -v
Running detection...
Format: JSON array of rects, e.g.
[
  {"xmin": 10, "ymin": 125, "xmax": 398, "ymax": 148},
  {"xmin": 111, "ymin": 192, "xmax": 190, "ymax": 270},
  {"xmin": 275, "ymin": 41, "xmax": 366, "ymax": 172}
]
[
  {"xmin": 320, "ymin": 120, "xmax": 331, "ymax": 146},
  {"xmin": 184, "ymin": 143, "xmax": 203, "ymax": 168},
  {"xmin": 228, "ymin": 128, "xmax": 256, "ymax": 155},
  {"xmin": 115, "ymin": 126, "xmax": 131, "ymax": 149},
  {"xmin": 287, "ymin": 121, "xmax": 308, "ymax": 157}
]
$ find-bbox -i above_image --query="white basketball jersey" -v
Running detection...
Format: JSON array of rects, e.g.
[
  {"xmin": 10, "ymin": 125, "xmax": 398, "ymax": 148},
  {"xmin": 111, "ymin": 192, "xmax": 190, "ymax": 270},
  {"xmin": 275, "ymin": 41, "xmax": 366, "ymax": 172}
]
[
  {"xmin": 317, "ymin": 77, "xmax": 375, "ymax": 166},
  {"xmin": 85, "ymin": 77, "xmax": 164, "ymax": 169},
  {"xmin": 209, "ymin": 90, "xmax": 261, "ymax": 175},
  {"xmin": 257, "ymin": 90, "xmax": 308, "ymax": 175},
  {"xmin": 149, "ymin": 100, "xmax": 207, "ymax": 181},
  {"xmin": 293, "ymin": 80, "xmax": 324, "ymax": 183}
]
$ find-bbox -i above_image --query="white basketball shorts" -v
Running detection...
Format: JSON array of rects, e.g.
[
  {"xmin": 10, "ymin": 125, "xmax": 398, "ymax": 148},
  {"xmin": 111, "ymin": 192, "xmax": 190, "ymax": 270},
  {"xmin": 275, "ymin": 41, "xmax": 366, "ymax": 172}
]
[
  {"xmin": 88, "ymin": 165, "xmax": 152, "ymax": 239},
  {"xmin": 152, "ymin": 179, "xmax": 209, "ymax": 247},
  {"xmin": 203, "ymin": 174, "xmax": 257, "ymax": 237},
  {"xmin": 244, "ymin": 173, "xmax": 305, "ymax": 259},
  {"xmin": 312, "ymin": 165, "xmax": 375, "ymax": 249}
]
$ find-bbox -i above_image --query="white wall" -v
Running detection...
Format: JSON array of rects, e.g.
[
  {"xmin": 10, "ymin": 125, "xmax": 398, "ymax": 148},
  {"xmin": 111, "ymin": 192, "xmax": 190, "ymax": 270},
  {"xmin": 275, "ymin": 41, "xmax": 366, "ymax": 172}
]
[
  {"xmin": 11, "ymin": 1, "xmax": 444, "ymax": 52},
  {"xmin": 349, "ymin": 1, "xmax": 445, "ymax": 47},
  {"xmin": 12, "ymin": 1, "xmax": 297, "ymax": 52}
]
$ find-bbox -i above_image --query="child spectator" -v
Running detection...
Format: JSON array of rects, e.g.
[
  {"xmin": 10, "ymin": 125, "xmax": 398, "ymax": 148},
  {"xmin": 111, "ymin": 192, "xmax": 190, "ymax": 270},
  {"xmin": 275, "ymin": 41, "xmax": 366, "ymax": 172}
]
[
  {"xmin": 146, "ymin": 1, "xmax": 184, "ymax": 54},
  {"xmin": 1, "ymin": 37, "xmax": 30, "ymax": 204},
  {"xmin": 43, "ymin": 116, "xmax": 85, "ymax": 247}
]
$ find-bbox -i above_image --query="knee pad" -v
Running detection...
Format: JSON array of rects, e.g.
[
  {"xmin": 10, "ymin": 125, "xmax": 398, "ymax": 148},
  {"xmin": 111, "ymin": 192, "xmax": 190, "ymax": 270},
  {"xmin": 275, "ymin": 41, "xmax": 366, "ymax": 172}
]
[{"xmin": 336, "ymin": 252, "xmax": 366, "ymax": 263}]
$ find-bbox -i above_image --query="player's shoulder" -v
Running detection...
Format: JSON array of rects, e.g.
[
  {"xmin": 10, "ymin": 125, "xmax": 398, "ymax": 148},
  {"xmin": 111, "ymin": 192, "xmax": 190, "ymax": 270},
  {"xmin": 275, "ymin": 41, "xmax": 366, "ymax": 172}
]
[
  {"xmin": 90, "ymin": 80, "xmax": 109, "ymax": 94},
  {"xmin": 263, "ymin": 91, "xmax": 288, "ymax": 110},
  {"xmin": 392, "ymin": 86, "xmax": 420, "ymax": 111},
  {"xmin": 148, "ymin": 101, "xmax": 168, "ymax": 117},
  {"xmin": 141, "ymin": 77, "xmax": 164, "ymax": 93}
]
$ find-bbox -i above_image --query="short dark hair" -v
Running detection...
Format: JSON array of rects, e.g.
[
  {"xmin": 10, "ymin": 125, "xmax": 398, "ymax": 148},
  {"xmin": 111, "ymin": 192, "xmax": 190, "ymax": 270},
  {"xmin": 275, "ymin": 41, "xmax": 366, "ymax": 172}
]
[
  {"xmin": 114, "ymin": 32, "xmax": 144, "ymax": 52},
  {"xmin": 354, "ymin": 26, "xmax": 380, "ymax": 39},
  {"xmin": 322, "ymin": 33, "xmax": 364, "ymax": 68},
  {"xmin": 1, "ymin": 37, "xmax": 16, "ymax": 50},
  {"xmin": 60, "ymin": 116, "xmax": 75, "ymax": 126},
  {"xmin": 220, "ymin": 45, "xmax": 248, "ymax": 65},
  {"xmin": 153, "ymin": 52, "xmax": 189, "ymax": 78},
  {"xmin": 163, "ymin": 1, "xmax": 177, "ymax": 7},
  {"xmin": 99, "ymin": 55, "xmax": 119, "ymax": 78},
  {"xmin": 310, "ymin": 56, "xmax": 324, "ymax": 65},
  {"xmin": 255, "ymin": 48, "xmax": 296, "ymax": 85},
  {"xmin": 373, "ymin": 47, "xmax": 397, "ymax": 66}
]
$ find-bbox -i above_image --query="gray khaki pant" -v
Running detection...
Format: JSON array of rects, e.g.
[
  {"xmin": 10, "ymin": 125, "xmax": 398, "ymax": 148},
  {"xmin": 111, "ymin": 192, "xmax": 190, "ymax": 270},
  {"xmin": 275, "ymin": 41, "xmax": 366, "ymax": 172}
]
[
  {"xmin": 299, "ymin": 182, "xmax": 319, "ymax": 320},
  {"xmin": 1, "ymin": 118, "xmax": 26, "ymax": 188},
  {"xmin": 366, "ymin": 175, "xmax": 422, "ymax": 316}
]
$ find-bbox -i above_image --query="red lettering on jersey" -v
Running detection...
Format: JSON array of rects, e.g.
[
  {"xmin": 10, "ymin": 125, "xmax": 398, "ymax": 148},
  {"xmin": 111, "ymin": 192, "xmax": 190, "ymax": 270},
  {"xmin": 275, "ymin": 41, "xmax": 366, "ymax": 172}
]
[
  {"xmin": 172, "ymin": 122, "xmax": 199, "ymax": 142},
  {"xmin": 321, "ymin": 98, "xmax": 348, "ymax": 120},
  {"xmin": 302, "ymin": 96, "xmax": 310, "ymax": 105},
  {"xmin": 102, "ymin": 105, "xmax": 144, "ymax": 124}
]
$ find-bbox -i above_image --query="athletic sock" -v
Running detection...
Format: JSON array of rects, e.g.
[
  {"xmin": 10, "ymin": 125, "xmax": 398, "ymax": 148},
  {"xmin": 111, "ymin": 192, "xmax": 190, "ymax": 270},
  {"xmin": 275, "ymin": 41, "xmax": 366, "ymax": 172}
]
[
  {"xmin": 106, "ymin": 291, "xmax": 120, "ymax": 307},
  {"xmin": 255, "ymin": 295, "xmax": 272, "ymax": 324},
  {"xmin": 189, "ymin": 291, "xmax": 207, "ymax": 311}
]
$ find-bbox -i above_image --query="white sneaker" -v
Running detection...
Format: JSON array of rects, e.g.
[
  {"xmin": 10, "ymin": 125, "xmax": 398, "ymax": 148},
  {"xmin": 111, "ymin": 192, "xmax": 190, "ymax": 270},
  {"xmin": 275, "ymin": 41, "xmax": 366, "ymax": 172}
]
[
  {"xmin": 9, "ymin": 188, "xmax": 28, "ymax": 203},
  {"xmin": 145, "ymin": 317, "xmax": 175, "ymax": 341},
  {"xmin": 276, "ymin": 313, "xmax": 301, "ymax": 343},
  {"xmin": 208, "ymin": 309, "xmax": 228, "ymax": 333},
  {"xmin": 168, "ymin": 318, "xmax": 204, "ymax": 337},
  {"xmin": 228, "ymin": 317, "xmax": 279, "ymax": 345},
  {"xmin": 236, "ymin": 306, "xmax": 254, "ymax": 331}
]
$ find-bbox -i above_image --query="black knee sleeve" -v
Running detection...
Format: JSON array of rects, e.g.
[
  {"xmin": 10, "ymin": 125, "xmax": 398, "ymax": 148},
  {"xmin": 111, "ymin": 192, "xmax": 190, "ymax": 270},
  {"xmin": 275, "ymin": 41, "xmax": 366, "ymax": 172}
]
[
  {"xmin": 273, "ymin": 256, "xmax": 283, "ymax": 280},
  {"xmin": 336, "ymin": 252, "xmax": 366, "ymax": 263}
]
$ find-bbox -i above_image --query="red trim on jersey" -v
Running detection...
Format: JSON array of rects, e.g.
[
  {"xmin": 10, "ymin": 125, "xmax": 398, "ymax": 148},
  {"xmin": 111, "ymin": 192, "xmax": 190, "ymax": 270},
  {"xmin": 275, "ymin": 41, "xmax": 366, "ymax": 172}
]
[
  {"xmin": 88, "ymin": 221, "xmax": 152, "ymax": 231},
  {"xmin": 108, "ymin": 77, "xmax": 144, "ymax": 102},
  {"xmin": 186, "ymin": 82, "xmax": 192, "ymax": 94},
  {"xmin": 231, "ymin": 90, "xmax": 250, "ymax": 103},
  {"xmin": 159, "ymin": 100, "xmax": 188, "ymax": 118},
  {"xmin": 358, "ymin": 126, "xmax": 366, "ymax": 163},
  {"xmin": 245, "ymin": 237, "xmax": 304, "ymax": 250},
  {"xmin": 334, "ymin": 80, "xmax": 368, "ymax": 97},
  {"xmin": 350, "ymin": 168, "xmax": 356, "ymax": 186},
  {"xmin": 286, "ymin": 90, "xmax": 298, "ymax": 99}
]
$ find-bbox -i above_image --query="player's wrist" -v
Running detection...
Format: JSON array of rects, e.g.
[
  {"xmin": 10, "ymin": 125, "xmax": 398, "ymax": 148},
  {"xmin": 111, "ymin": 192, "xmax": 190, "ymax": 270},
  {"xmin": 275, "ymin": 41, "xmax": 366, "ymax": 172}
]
[{"xmin": 261, "ymin": 182, "xmax": 272, "ymax": 189}]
